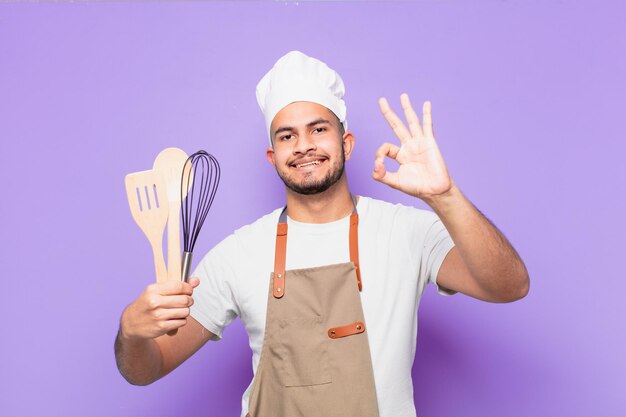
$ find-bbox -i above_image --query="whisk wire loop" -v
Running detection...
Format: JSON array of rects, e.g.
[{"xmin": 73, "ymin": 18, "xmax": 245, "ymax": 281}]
[{"xmin": 181, "ymin": 150, "xmax": 221, "ymax": 254}]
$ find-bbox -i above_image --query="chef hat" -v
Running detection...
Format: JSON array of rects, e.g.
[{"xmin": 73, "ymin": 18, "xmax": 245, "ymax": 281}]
[{"xmin": 256, "ymin": 50, "xmax": 347, "ymax": 144}]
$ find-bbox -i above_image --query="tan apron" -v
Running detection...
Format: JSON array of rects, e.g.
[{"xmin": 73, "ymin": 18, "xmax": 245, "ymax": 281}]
[{"xmin": 246, "ymin": 195, "xmax": 380, "ymax": 417}]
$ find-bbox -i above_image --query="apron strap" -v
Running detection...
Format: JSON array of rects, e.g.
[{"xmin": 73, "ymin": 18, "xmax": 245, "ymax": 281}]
[
  {"xmin": 350, "ymin": 211, "xmax": 362, "ymax": 292},
  {"xmin": 273, "ymin": 195, "xmax": 361, "ymax": 299},
  {"xmin": 272, "ymin": 222, "xmax": 287, "ymax": 298}
]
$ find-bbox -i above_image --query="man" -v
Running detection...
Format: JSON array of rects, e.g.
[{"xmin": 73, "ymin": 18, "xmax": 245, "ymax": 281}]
[{"xmin": 115, "ymin": 51, "xmax": 529, "ymax": 417}]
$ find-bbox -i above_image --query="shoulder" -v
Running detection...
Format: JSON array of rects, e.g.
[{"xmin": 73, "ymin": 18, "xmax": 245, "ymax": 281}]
[
  {"xmin": 358, "ymin": 196, "xmax": 450, "ymax": 257},
  {"xmin": 197, "ymin": 207, "xmax": 282, "ymax": 266},
  {"xmin": 358, "ymin": 195, "xmax": 439, "ymax": 225},
  {"xmin": 231, "ymin": 207, "xmax": 282, "ymax": 247}
]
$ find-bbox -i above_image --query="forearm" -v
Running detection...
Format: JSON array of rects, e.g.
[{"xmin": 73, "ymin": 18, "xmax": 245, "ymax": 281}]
[
  {"xmin": 114, "ymin": 321, "xmax": 164, "ymax": 386},
  {"xmin": 423, "ymin": 182, "xmax": 529, "ymax": 300}
]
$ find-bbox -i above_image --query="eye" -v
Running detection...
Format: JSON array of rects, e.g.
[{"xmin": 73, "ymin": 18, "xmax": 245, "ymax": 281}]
[
  {"xmin": 280, "ymin": 134, "xmax": 294, "ymax": 141},
  {"xmin": 313, "ymin": 127, "xmax": 326, "ymax": 134}
]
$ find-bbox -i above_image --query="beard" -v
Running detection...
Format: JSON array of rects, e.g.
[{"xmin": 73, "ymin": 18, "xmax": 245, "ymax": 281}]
[{"xmin": 276, "ymin": 148, "xmax": 346, "ymax": 195}]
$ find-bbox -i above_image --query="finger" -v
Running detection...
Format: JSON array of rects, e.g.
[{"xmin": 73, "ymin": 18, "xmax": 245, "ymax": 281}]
[
  {"xmin": 166, "ymin": 307, "xmax": 192, "ymax": 320},
  {"xmin": 155, "ymin": 280, "xmax": 194, "ymax": 296},
  {"xmin": 155, "ymin": 307, "xmax": 191, "ymax": 321},
  {"xmin": 372, "ymin": 143, "xmax": 401, "ymax": 188},
  {"xmin": 154, "ymin": 294, "xmax": 194, "ymax": 309},
  {"xmin": 378, "ymin": 97, "xmax": 411, "ymax": 144},
  {"xmin": 372, "ymin": 158, "xmax": 386, "ymax": 179},
  {"xmin": 374, "ymin": 142, "xmax": 400, "ymax": 163},
  {"xmin": 372, "ymin": 159, "xmax": 400, "ymax": 189},
  {"xmin": 400, "ymin": 93, "xmax": 423, "ymax": 138},
  {"xmin": 160, "ymin": 318, "xmax": 188, "ymax": 333},
  {"xmin": 422, "ymin": 101, "xmax": 434, "ymax": 137}
]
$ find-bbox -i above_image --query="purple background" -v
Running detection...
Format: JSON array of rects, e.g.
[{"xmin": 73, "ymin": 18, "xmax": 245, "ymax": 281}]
[{"xmin": 1, "ymin": 1, "xmax": 624, "ymax": 416}]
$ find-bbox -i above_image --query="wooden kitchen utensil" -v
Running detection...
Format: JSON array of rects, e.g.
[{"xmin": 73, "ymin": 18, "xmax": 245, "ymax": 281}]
[
  {"xmin": 153, "ymin": 147, "xmax": 189, "ymax": 282},
  {"xmin": 125, "ymin": 170, "xmax": 169, "ymax": 283}
]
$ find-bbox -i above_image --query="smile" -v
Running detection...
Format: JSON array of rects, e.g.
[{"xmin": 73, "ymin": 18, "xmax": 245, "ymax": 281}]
[
  {"xmin": 290, "ymin": 158, "xmax": 327, "ymax": 169},
  {"xmin": 297, "ymin": 160, "xmax": 321, "ymax": 168}
]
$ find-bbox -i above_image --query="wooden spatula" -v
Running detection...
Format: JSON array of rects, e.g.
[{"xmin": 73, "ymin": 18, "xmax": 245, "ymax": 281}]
[
  {"xmin": 153, "ymin": 147, "xmax": 189, "ymax": 282},
  {"xmin": 125, "ymin": 170, "xmax": 169, "ymax": 283}
]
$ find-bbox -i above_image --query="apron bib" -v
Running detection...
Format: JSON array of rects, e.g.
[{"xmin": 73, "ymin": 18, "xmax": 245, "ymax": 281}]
[{"xmin": 246, "ymin": 195, "xmax": 380, "ymax": 417}]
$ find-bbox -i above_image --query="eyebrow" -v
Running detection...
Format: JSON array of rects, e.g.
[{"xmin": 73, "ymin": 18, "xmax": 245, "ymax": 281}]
[{"xmin": 273, "ymin": 118, "xmax": 332, "ymax": 138}]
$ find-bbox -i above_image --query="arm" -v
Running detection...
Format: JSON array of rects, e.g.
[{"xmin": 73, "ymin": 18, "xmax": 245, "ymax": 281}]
[
  {"xmin": 373, "ymin": 94, "xmax": 529, "ymax": 302},
  {"xmin": 424, "ymin": 184, "xmax": 529, "ymax": 302},
  {"xmin": 114, "ymin": 278, "xmax": 215, "ymax": 385}
]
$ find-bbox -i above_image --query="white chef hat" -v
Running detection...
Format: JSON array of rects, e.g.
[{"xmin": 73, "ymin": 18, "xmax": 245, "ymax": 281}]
[{"xmin": 256, "ymin": 50, "xmax": 347, "ymax": 144}]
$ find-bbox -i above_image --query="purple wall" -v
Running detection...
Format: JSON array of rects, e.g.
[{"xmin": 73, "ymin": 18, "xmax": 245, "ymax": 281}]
[{"xmin": 1, "ymin": 2, "xmax": 624, "ymax": 416}]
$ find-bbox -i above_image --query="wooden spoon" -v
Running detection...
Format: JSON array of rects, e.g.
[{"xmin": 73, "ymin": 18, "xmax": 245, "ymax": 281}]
[{"xmin": 153, "ymin": 147, "xmax": 189, "ymax": 282}]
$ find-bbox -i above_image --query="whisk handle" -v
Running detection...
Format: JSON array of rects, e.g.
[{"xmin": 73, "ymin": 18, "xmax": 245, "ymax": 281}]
[
  {"xmin": 166, "ymin": 251, "xmax": 194, "ymax": 337},
  {"xmin": 182, "ymin": 251, "xmax": 194, "ymax": 283}
]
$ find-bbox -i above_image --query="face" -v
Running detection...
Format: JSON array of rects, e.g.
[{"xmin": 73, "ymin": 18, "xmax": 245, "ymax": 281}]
[{"xmin": 267, "ymin": 102, "xmax": 353, "ymax": 195}]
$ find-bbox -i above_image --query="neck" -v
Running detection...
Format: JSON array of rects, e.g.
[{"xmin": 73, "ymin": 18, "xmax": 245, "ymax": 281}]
[{"xmin": 284, "ymin": 176, "xmax": 354, "ymax": 223}]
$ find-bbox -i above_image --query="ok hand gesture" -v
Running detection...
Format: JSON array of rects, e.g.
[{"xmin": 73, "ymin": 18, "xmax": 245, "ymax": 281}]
[{"xmin": 373, "ymin": 93, "xmax": 453, "ymax": 200}]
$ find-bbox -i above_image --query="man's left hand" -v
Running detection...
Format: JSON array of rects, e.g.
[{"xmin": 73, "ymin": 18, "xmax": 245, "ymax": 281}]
[{"xmin": 373, "ymin": 93, "xmax": 452, "ymax": 200}]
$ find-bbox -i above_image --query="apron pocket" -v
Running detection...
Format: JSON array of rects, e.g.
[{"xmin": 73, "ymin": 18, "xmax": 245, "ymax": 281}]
[{"xmin": 278, "ymin": 316, "xmax": 333, "ymax": 387}]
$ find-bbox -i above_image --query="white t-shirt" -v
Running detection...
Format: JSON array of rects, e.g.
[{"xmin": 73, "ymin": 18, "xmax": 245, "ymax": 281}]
[{"xmin": 190, "ymin": 196, "xmax": 455, "ymax": 417}]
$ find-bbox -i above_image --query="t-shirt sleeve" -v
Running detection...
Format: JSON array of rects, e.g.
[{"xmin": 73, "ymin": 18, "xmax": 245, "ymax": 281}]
[
  {"xmin": 418, "ymin": 212, "xmax": 457, "ymax": 296},
  {"xmin": 189, "ymin": 238, "xmax": 240, "ymax": 341}
]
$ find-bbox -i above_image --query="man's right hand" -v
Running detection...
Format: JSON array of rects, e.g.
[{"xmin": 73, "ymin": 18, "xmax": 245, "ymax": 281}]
[
  {"xmin": 120, "ymin": 278, "xmax": 200, "ymax": 340},
  {"xmin": 115, "ymin": 277, "xmax": 213, "ymax": 385}
]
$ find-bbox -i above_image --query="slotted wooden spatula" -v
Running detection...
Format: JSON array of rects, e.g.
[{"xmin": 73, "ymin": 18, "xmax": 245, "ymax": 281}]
[{"xmin": 125, "ymin": 170, "xmax": 169, "ymax": 283}]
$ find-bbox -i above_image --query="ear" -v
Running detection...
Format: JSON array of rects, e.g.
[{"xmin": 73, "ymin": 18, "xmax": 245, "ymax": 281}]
[
  {"xmin": 266, "ymin": 146, "xmax": 276, "ymax": 167},
  {"xmin": 342, "ymin": 131, "xmax": 356, "ymax": 161}
]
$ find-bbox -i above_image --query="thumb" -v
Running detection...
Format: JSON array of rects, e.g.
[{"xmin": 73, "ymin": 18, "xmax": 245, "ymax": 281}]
[
  {"xmin": 372, "ymin": 158, "xmax": 399, "ymax": 189},
  {"xmin": 188, "ymin": 277, "xmax": 201, "ymax": 288}
]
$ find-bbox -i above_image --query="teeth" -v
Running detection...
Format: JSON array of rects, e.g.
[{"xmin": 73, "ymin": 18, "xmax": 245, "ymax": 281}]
[{"xmin": 296, "ymin": 160, "xmax": 321, "ymax": 168}]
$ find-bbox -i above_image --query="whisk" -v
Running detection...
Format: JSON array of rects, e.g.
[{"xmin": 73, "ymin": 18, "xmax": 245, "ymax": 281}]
[{"xmin": 180, "ymin": 150, "xmax": 221, "ymax": 282}]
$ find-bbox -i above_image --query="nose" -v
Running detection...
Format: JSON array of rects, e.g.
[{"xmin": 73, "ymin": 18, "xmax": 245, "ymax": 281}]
[{"xmin": 293, "ymin": 133, "xmax": 316, "ymax": 155}]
